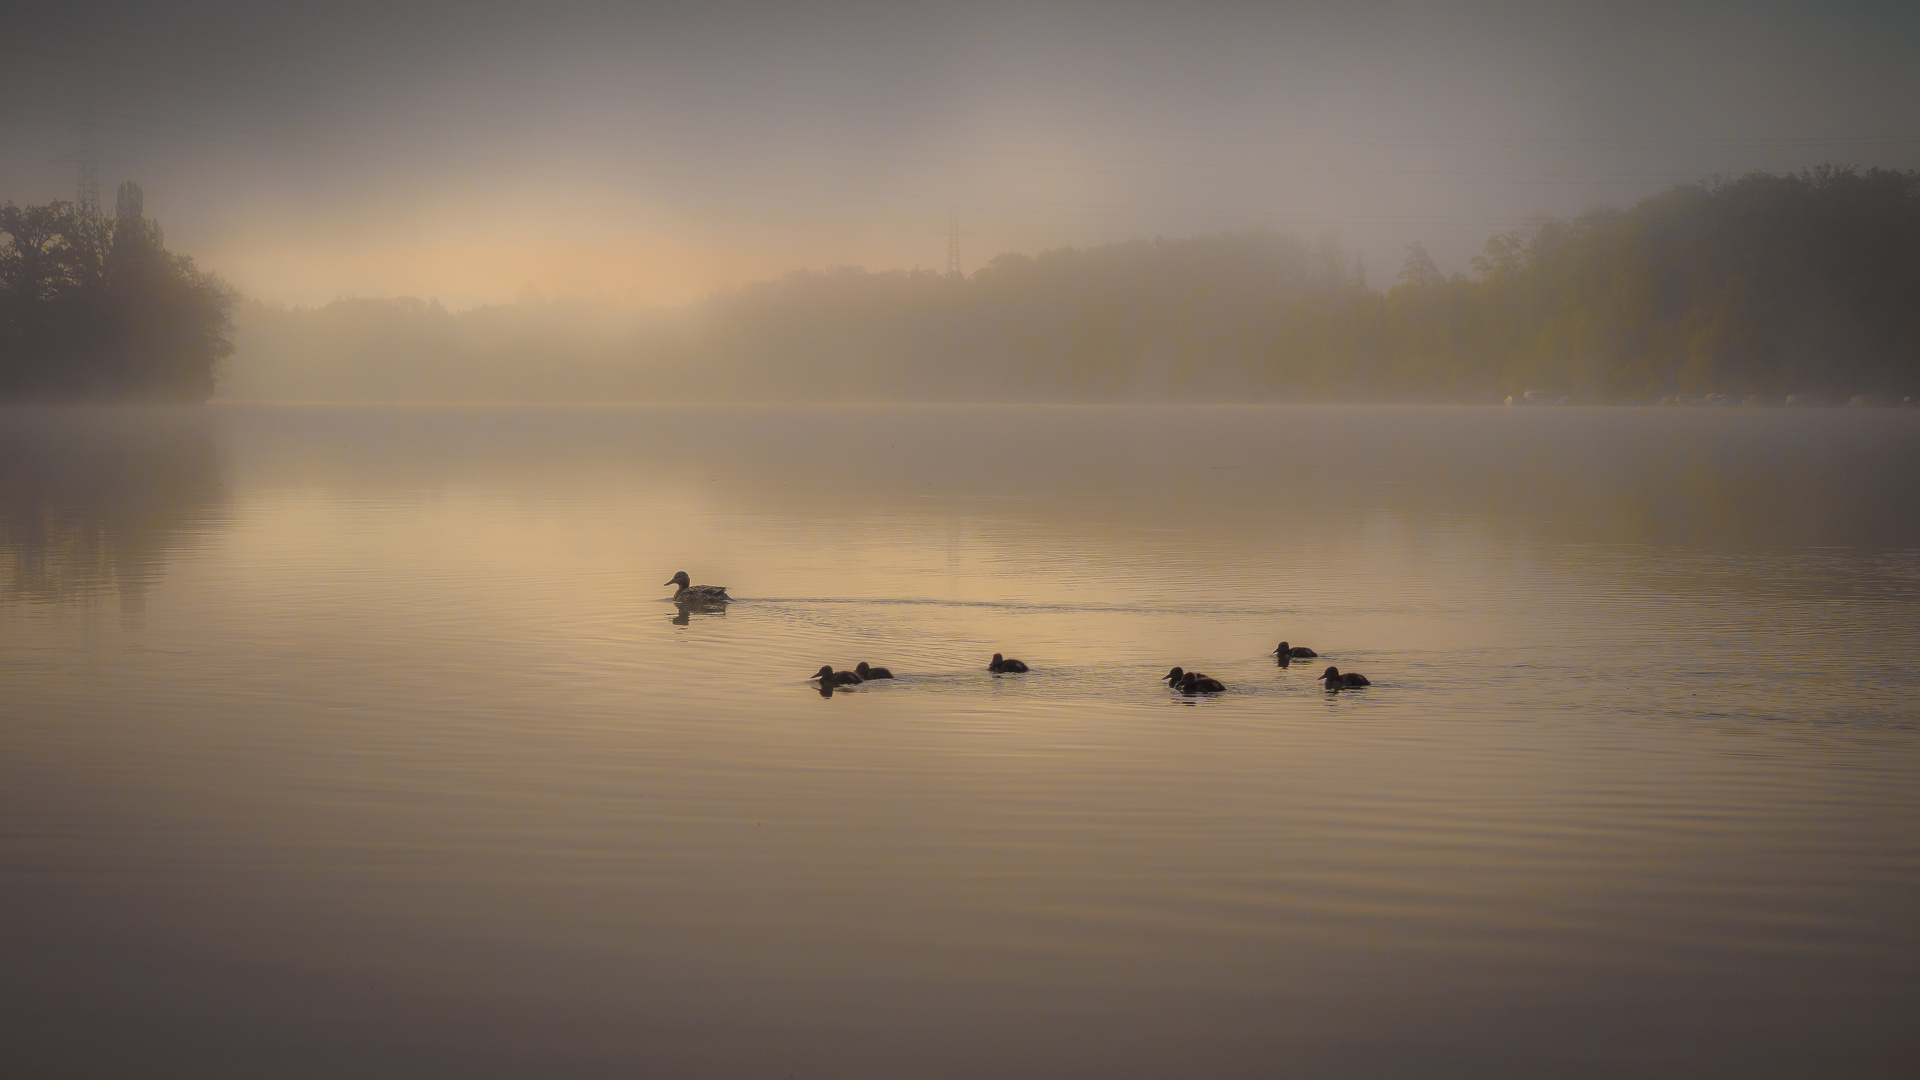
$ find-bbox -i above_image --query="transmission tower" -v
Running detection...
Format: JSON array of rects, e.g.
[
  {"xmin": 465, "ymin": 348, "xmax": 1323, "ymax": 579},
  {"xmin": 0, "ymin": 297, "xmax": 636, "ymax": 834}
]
[
  {"xmin": 946, "ymin": 212, "xmax": 963, "ymax": 277},
  {"xmin": 52, "ymin": 127, "xmax": 121, "ymax": 218},
  {"xmin": 935, "ymin": 211, "xmax": 972, "ymax": 279}
]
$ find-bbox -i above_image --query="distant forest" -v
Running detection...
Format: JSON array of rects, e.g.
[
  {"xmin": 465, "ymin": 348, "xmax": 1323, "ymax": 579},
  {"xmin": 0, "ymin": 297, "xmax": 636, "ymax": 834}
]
[
  {"xmin": 0, "ymin": 199, "xmax": 236, "ymax": 400},
  {"xmin": 108, "ymin": 167, "xmax": 1920, "ymax": 402},
  {"xmin": 670, "ymin": 166, "xmax": 1918, "ymax": 402}
]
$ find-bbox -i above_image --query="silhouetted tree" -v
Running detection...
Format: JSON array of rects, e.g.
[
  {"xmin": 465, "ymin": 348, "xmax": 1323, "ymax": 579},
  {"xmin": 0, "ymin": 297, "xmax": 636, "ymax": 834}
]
[{"xmin": 0, "ymin": 201, "xmax": 235, "ymax": 400}]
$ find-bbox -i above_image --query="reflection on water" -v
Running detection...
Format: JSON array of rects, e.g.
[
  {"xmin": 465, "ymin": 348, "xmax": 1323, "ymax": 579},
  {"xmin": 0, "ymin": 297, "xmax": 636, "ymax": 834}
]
[
  {"xmin": 0, "ymin": 407, "xmax": 225, "ymax": 613},
  {"xmin": 2, "ymin": 405, "xmax": 1917, "ymax": 1078},
  {"xmin": 199, "ymin": 403, "xmax": 1920, "ymax": 549}
]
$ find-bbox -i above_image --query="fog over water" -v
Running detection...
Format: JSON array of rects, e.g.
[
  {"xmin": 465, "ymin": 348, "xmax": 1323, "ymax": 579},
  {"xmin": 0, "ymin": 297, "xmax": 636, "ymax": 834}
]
[
  {"xmin": 3, "ymin": 404, "xmax": 1918, "ymax": 1076},
  {"xmin": 5, "ymin": 2, "xmax": 1920, "ymax": 1074},
  {"xmin": 4, "ymin": 0, "xmax": 1918, "ymax": 307}
]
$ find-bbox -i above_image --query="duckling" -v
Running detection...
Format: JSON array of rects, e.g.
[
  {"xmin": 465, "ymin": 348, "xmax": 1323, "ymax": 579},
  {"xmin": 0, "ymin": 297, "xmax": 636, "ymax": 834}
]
[
  {"xmin": 988, "ymin": 653, "xmax": 1029, "ymax": 673},
  {"xmin": 1164, "ymin": 667, "xmax": 1225, "ymax": 693},
  {"xmin": 854, "ymin": 662, "xmax": 894, "ymax": 680},
  {"xmin": 664, "ymin": 571, "xmax": 732, "ymax": 604},
  {"xmin": 812, "ymin": 664, "xmax": 863, "ymax": 687},
  {"xmin": 1274, "ymin": 641, "xmax": 1318, "ymax": 659},
  {"xmin": 1320, "ymin": 665, "xmax": 1370, "ymax": 689},
  {"xmin": 1177, "ymin": 671, "xmax": 1227, "ymax": 694}
]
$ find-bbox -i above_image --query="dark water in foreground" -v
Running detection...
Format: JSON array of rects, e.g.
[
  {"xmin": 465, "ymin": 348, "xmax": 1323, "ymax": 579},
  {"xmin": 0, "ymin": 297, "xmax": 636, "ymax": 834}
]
[{"xmin": 3, "ymin": 404, "xmax": 1918, "ymax": 1078}]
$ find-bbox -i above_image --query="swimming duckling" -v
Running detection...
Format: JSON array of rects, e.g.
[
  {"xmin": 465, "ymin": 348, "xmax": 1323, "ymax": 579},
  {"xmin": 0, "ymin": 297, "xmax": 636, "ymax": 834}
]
[
  {"xmin": 812, "ymin": 664, "xmax": 863, "ymax": 687},
  {"xmin": 988, "ymin": 653, "xmax": 1029, "ymax": 673},
  {"xmin": 664, "ymin": 571, "xmax": 732, "ymax": 604},
  {"xmin": 1320, "ymin": 665, "xmax": 1370, "ymax": 689},
  {"xmin": 1274, "ymin": 641, "xmax": 1318, "ymax": 659},
  {"xmin": 854, "ymin": 662, "xmax": 894, "ymax": 680},
  {"xmin": 1177, "ymin": 671, "xmax": 1226, "ymax": 694},
  {"xmin": 1164, "ymin": 667, "xmax": 1225, "ymax": 693}
]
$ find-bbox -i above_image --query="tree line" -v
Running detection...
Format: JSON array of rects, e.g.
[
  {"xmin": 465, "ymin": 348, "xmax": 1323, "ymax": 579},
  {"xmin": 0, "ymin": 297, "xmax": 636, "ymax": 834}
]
[
  {"xmin": 1367, "ymin": 165, "xmax": 1920, "ymax": 400},
  {"xmin": 0, "ymin": 200, "xmax": 235, "ymax": 400},
  {"xmin": 670, "ymin": 166, "xmax": 1919, "ymax": 402},
  {"xmin": 123, "ymin": 166, "xmax": 1920, "ymax": 403}
]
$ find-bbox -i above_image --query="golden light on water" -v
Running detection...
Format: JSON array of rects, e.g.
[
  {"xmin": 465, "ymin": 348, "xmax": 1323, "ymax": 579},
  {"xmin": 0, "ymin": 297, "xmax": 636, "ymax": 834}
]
[
  {"xmin": 5, "ymin": 0, "xmax": 1920, "ymax": 1070},
  {"xmin": 5, "ymin": 404, "xmax": 1916, "ymax": 1075}
]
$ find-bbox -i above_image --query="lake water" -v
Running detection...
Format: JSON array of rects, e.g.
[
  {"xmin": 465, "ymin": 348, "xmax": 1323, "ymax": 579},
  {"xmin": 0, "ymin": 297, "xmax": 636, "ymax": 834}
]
[{"xmin": 3, "ymin": 404, "xmax": 1918, "ymax": 1078}]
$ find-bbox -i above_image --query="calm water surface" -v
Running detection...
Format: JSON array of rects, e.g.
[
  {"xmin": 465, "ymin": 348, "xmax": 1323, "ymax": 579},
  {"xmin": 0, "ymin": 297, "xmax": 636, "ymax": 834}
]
[{"xmin": 3, "ymin": 404, "xmax": 1918, "ymax": 1077}]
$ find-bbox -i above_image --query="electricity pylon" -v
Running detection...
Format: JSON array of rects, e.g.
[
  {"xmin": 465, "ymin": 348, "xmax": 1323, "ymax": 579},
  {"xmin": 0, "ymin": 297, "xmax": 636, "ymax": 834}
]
[
  {"xmin": 52, "ymin": 127, "xmax": 123, "ymax": 218},
  {"xmin": 933, "ymin": 210, "xmax": 972, "ymax": 279}
]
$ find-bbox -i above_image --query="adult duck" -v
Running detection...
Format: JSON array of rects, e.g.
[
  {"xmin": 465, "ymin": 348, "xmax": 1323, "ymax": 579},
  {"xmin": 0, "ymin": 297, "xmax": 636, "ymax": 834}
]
[
  {"xmin": 988, "ymin": 653, "xmax": 1029, "ymax": 673},
  {"xmin": 1274, "ymin": 641, "xmax": 1318, "ymax": 659},
  {"xmin": 1320, "ymin": 665, "xmax": 1370, "ymax": 689},
  {"xmin": 812, "ymin": 665, "xmax": 863, "ymax": 687},
  {"xmin": 855, "ymin": 662, "xmax": 894, "ymax": 680},
  {"xmin": 664, "ymin": 571, "xmax": 731, "ymax": 605}
]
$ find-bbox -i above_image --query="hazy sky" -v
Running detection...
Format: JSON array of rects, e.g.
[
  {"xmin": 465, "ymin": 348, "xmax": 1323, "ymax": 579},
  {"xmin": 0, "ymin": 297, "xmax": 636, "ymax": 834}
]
[{"xmin": 3, "ymin": 0, "xmax": 1916, "ymax": 307}]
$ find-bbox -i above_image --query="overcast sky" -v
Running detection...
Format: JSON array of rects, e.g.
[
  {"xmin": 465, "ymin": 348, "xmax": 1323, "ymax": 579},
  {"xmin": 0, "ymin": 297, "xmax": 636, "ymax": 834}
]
[{"xmin": 3, "ymin": 0, "xmax": 1916, "ymax": 307}]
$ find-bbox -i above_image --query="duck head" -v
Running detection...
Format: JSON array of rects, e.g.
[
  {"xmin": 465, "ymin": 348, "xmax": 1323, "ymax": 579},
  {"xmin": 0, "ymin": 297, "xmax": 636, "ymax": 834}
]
[
  {"xmin": 1163, "ymin": 666, "xmax": 1186, "ymax": 684},
  {"xmin": 664, "ymin": 571, "xmax": 692, "ymax": 589},
  {"xmin": 812, "ymin": 665, "xmax": 835, "ymax": 681},
  {"xmin": 1320, "ymin": 666, "xmax": 1342, "ymax": 683},
  {"xmin": 1274, "ymin": 642, "xmax": 1290, "ymax": 655}
]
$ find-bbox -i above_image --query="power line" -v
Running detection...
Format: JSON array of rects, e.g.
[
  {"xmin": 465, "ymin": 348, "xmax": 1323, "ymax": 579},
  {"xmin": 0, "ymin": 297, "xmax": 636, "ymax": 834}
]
[
  {"xmin": 5, "ymin": 93, "xmax": 1905, "ymax": 239},
  {"xmin": 3, "ymin": 93, "xmax": 1854, "ymax": 221},
  {"xmin": 0, "ymin": 53, "xmax": 1828, "ymax": 188},
  {"xmin": 0, "ymin": 105, "xmax": 1578, "ymax": 230},
  {"xmin": 5, "ymin": 34, "xmax": 1918, "ymax": 155},
  {"xmin": 6, "ymin": 43, "xmax": 1920, "ymax": 165}
]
